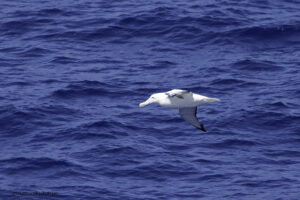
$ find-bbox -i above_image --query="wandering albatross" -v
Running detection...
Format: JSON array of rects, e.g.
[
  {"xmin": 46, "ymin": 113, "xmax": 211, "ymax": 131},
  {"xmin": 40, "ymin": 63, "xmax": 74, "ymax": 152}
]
[{"xmin": 139, "ymin": 89, "xmax": 220, "ymax": 132}]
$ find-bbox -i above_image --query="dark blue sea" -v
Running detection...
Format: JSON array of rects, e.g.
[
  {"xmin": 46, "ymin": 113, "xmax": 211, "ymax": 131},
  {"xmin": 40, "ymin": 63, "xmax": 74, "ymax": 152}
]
[{"xmin": 1, "ymin": 0, "xmax": 300, "ymax": 199}]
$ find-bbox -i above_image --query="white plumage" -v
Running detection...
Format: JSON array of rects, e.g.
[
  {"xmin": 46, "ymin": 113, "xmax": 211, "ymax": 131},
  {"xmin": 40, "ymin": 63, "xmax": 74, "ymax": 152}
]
[{"xmin": 139, "ymin": 89, "xmax": 219, "ymax": 132}]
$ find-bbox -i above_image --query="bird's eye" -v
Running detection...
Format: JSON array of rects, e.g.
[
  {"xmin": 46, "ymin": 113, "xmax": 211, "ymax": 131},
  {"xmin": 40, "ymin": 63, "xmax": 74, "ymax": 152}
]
[{"xmin": 151, "ymin": 97, "xmax": 154, "ymax": 99}]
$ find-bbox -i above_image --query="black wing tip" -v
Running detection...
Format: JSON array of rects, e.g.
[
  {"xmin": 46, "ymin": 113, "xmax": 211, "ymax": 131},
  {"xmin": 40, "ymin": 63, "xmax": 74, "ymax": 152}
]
[{"xmin": 197, "ymin": 125, "xmax": 207, "ymax": 132}]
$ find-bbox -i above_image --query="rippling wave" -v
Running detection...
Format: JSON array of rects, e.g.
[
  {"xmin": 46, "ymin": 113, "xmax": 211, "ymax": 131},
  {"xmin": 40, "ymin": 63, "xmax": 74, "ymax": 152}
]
[{"xmin": 1, "ymin": 0, "xmax": 300, "ymax": 199}]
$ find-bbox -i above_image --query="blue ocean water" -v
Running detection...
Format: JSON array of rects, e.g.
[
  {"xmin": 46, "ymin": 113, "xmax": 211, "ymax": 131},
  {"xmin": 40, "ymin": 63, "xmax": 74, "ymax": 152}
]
[{"xmin": 1, "ymin": 0, "xmax": 300, "ymax": 199}]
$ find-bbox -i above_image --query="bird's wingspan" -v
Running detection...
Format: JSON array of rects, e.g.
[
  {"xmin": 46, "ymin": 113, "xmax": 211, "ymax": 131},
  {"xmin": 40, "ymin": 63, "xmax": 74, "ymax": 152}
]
[{"xmin": 179, "ymin": 107, "xmax": 206, "ymax": 132}]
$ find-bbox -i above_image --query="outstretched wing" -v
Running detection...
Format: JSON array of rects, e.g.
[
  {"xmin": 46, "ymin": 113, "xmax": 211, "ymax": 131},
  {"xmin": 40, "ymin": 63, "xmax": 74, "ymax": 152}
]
[
  {"xmin": 165, "ymin": 89, "xmax": 190, "ymax": 99},
  {"xmin": 179, "ymin": 107, "xmax": 206, "ymax": 132}
]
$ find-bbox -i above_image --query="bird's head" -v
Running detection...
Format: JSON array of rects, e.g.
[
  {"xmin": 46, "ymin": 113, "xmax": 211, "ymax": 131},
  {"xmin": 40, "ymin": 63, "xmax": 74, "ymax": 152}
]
[{"xmin": 139, "ymin": 93, "xmax": 160, "ymax": 107}]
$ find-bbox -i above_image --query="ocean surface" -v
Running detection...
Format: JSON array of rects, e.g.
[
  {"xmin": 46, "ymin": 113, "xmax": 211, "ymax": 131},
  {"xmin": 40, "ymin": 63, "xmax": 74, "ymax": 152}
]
[{"xmin": 1, "ymin": 0, "xmax": 300, "ymax": 199}]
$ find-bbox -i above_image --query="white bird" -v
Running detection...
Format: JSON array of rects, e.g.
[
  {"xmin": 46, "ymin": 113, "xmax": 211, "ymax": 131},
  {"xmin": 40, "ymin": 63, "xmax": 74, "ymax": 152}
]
[{"xmin": 139, "ymin": 89, "xmax": 220, "ymax": 132}]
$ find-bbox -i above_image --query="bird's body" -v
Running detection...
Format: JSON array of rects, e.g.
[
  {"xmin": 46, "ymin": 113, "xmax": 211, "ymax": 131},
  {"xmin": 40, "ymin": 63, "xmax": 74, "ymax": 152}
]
[
  {"xmin": 154, "ymin": 89, "xmax": 218, "ymax": 108},
  {"xmin": 139, "ymin": 89, "xmax": 219, "ymax": 132}
]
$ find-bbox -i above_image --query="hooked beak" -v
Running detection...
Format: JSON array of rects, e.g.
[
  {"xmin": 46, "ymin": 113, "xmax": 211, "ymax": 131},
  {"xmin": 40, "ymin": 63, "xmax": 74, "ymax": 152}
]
[{"xmin": 139, "ymin": 98, "xmax": 155, "ymax": 107}]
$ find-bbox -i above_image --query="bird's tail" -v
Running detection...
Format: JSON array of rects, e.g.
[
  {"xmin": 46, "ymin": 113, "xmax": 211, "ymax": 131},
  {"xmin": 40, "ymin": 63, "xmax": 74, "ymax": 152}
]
[{"xmin": 206, "ymin": 97, "xmax": 220, "ymax": 103}]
